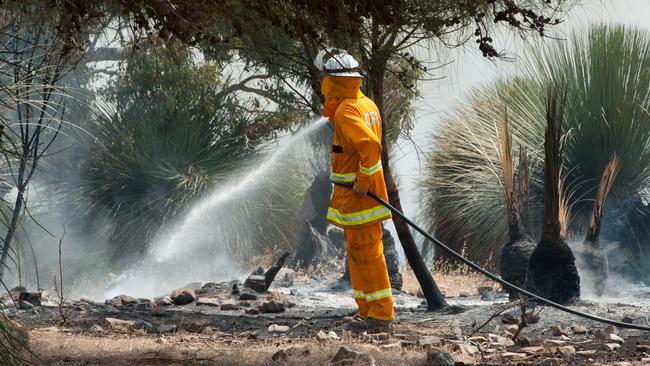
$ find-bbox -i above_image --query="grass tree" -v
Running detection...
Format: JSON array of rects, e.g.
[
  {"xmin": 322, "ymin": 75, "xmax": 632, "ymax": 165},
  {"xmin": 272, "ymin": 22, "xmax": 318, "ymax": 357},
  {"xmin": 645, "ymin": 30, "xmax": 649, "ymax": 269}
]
[
  {"xmin": 497, "ymin": 112, "xmax": 536, "ymax": 300},
  {"xmin": 526, "ymin": 87, "xmax": 580, "ymax": 304},
  {"xmin": 579, "ymin": 154, "xmax": 620, "ymax": 296},
  {"xmin": 421, "ymin": 24, "xmax": 650, "ymax": 274}
]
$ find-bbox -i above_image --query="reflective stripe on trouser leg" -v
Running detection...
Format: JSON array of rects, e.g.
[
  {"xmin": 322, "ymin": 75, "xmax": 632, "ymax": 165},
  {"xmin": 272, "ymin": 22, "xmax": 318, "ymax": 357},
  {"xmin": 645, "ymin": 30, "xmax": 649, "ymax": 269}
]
[{"xmin": 344, "ymin": 222, "xmax": 395, "ymax": 321}]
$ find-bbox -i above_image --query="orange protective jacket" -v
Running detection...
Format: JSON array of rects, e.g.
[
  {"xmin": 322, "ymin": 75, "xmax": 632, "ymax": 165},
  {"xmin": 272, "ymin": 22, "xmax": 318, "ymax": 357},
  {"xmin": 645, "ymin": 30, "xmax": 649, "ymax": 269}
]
[{"xmin": 321, "ymin": 75, "xmax": 391, "ymax": 228}]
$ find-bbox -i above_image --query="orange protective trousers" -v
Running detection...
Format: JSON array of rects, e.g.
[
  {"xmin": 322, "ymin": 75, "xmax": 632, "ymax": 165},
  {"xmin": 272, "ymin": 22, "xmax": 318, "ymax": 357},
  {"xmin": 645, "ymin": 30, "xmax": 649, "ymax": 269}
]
[{"xmin": 344, "ymin": 222, "xmax": 395, "ymax": 321}]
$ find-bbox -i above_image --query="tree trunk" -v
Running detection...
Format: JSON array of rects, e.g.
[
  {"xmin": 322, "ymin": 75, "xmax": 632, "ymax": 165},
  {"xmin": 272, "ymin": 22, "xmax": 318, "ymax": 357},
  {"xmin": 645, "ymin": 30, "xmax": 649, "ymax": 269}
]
[{"xmin": 370, "ymin": 63, "xmax": 447, "ymax": 311}]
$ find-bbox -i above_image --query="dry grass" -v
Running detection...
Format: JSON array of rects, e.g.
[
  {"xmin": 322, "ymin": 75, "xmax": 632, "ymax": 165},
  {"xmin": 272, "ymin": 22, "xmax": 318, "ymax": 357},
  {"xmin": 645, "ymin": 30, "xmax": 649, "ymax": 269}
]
[
  {"xmin": 29, "ymin": 327, "xmax": 433, "ymax": 366},
  {"xmin": 401, "ymin": 264, "xmax": 497, "ymax": 298}
]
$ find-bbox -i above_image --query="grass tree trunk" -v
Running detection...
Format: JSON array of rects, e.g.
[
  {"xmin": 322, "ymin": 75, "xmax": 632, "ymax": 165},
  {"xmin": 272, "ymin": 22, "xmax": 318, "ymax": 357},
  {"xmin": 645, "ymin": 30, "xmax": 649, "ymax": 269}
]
[
  {"xmin": 525, "ymin": 87, "xmax": 580, "ymax": 304},
  {"xmin": 369, "ymin": 61, "xmax": 446, "ymax": 310},
  {"xmin": 498, "ymin": 115, "xmax": 536, "ymax": 301},
  {"xmin": 581, "ymin": 154, "xmax": 619, "ymax": 296}
]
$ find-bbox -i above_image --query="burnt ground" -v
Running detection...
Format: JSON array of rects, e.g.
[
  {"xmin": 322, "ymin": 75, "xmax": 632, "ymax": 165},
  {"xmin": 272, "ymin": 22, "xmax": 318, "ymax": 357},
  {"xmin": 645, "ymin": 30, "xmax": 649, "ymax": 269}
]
[{"xmin": 5, "ymin": 272, "xmax": 650, "ymax": 365}]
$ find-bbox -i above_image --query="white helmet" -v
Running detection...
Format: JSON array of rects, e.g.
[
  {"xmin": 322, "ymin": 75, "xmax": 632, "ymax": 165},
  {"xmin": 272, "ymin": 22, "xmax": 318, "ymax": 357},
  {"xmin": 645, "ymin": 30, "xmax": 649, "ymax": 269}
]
[{"xmin": 313, "ymin": 49, "xmax": 363, "ymax": 77}]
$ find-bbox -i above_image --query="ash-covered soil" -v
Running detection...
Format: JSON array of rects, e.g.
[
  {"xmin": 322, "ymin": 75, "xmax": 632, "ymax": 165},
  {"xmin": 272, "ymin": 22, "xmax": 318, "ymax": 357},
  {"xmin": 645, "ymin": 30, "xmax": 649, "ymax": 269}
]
[{"xmin": 5, "ymin": 271, "xmax": 650, "ymax": 365}]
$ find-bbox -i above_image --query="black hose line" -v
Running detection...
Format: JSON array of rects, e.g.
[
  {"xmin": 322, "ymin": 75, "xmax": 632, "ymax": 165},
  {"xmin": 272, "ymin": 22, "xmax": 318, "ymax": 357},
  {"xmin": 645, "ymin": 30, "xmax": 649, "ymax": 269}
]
[{"xmin": 332, "ymin": 180, "xmax": 650, "ymax": 331}]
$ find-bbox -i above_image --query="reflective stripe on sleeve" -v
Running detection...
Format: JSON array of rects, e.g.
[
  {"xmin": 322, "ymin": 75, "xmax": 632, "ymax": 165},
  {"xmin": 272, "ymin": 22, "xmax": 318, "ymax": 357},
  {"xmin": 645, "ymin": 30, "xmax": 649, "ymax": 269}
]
[
  {"xmin": 331, "ymin": 172, "xmax": 356, "ymax": 183},
  {"xmin": 327, "ymin": 205, "xmax": 391, "ymax": 226},
  {"xmin": 352, "ymin": 290, "xmax": 365, "ymax": 299},
  {"xmin": 359, "ymin": 161, "xmax": 382, "ymax": 175},
  {"xmin": 365, "ymin": 288, "xmax": 393, "ymax": 302}
]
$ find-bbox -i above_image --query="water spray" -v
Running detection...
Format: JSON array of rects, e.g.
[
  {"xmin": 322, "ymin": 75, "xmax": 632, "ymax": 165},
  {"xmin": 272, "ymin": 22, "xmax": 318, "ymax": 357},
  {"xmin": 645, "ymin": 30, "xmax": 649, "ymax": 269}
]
[{"xmin": 333, "ymin": 181, "xmax": 650, "ymax": 331}]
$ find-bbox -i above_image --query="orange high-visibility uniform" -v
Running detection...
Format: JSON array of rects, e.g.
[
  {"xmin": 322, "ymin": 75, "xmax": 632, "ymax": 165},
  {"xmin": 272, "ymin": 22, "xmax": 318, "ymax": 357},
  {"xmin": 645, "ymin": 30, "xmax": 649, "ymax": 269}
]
[{"xmin": 321, "ymin": 75, "xmax": 394, "ymax": 321}]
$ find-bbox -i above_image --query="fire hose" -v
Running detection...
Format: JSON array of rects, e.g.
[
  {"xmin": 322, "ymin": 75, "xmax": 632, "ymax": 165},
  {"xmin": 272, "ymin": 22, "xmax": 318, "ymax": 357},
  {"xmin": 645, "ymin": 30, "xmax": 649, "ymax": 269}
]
[{"xmin": 333, "ymin": 180, "xmax": 650, "ymax": 331}]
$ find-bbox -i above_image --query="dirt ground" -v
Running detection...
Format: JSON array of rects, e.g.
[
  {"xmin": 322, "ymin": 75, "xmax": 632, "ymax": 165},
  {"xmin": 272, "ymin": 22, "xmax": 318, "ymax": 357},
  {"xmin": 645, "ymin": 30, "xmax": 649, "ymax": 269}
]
[{"xmin": 7, "ymin": 270, "xmax": 650, "ymax": 365}]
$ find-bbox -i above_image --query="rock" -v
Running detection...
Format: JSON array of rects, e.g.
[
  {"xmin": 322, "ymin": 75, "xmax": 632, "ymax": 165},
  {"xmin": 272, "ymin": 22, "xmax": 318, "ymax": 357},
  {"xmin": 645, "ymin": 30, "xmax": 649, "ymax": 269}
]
[
  {"xmin": 328, "ymin": 331, "xmax": 340, "ymax": 340},
  {"xmin": 458, "ymin": 292, "xmax": 470, "ymax": 298},
  {"xmin": 604, "ymin": 343, "xmax": 621, "ymax": 351},
  {"xmin": 196, "ymin": 297, "xmax": 220, "ymax": 307},
  {"xmin": 426, "ymin": 348, "xmax": 454, "ymax": 366},
  {"xmin": 477, "ymin": 286, "xmax": 493, "ymax": 296},
  {"xmin": 259, "ymin": 300, "xmax": 285, "ymax": 313},
  {"xmin": 245, "ymin": 308, "xmax": 260, "ymax": 315},
  {"xmin": 244, "ymin": 275, "xmax": 268, "ymax": 293},
  {"xmin": 419, "ymin": 335, "xmax": 442, "ymax": 347},
  {"xmin": 604, "ymin": 325, "xmax": 619, "ymax": 335},
  {"xmin": 557, "ymin": 346, "xmax": 575, "ymax": 357},
  {"xmin": 608, "ymin": 333, "xmax": 624, "ymax": 344},
  {"xmin": 550, "ymin": 325, "xmax": 566, "ymax": 336},
  {"xmin": 239, "ymin": 292, "xmax": 257, "ymax": 301},
  {"xmin": 232, "ymin": 282, "xmax": 240, "ymax": 295},
  {"xmin": 105, "ymin": 318, "xmax": 136, "ymax": 332},
  {"xmin": 637, "ymin": 345, "xmax": 650, "ymax": 353},
  {"xmin": 268, "ymin": 324, "xmax": 289, "ymax": 333},
  {"xmin": 621, "ymin": 315, "xmax": 634, "ymax": 324},
  {"xmin": 239, "ymin": 301, "xmax": 251, "ymax": 307},
  {"xmin": 90, "ymin": 324, "xmax": 104, "ymax": 334},
  {"xmin": 516, "ymin": 335, "xmax": 533, "ymax": 347},
  {"xmin": 170, "ymin": 288, "xmax": 196, "ymax": 305},
  {"xmin": 154, "ymin": 296, "xmax": 173, "ymax": 306},
  {"xmin": 537, "ymin": 358, "xmax": 558, "ymax": 366},
  {"xmin": 272, "ymin": 349, "xmax": 288, "ymax": 362},
  {"xmin": 331, "ymin": 346, "xmax": 374, "ymax": 366},
  {"xmin": 220, "ymin": 299, "xmax": 240, "ymax": 311},
  {"xmin": 571, "ymin": 324, "xmax": 587, "ymax": 334},
  {"xmin": 594, "ymin": 329, "xmax": 607, "ymax": 341},
  {"xmin": 106, "ymin": 294, "xmax": 137, "ymax": 307}
]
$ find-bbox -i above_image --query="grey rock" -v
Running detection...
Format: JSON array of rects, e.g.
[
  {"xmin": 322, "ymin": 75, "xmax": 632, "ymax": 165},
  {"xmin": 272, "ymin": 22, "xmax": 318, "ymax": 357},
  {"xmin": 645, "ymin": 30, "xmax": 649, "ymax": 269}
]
[
  {"xmin": 106, "ymin": 295, "xmax": 137, "ymax": 307},
  {"xmin": 331, "ymin": 346, "xmax": 374, "ymax": 366},
  {"xmin": 170, "ymin": 288, "xmax": 196, "ymax": 305},
  {"xmin": 154, "ymin": 296, "xmax": 173, "ymax": 306},
  {"xmin": 426, "ymin": 348, "xmax": 455, "ymax": 366},
  {"xmin": 458, "ymin": 292, "xmax": 470, "ymax": 298},
  {"xmin": 259, "ymin": 300, "xmax": 285, "ymax": 313},
  {"xmin": 239, "ymin": 292, "xmax": 258, "ymax": 301},
  {"xmin": 196, "ymin": 297, "xmax": 220, "ymax": 307},
  {"xmin": 220, "ymin": 299, "xmax": 240, "ymax": 311}
]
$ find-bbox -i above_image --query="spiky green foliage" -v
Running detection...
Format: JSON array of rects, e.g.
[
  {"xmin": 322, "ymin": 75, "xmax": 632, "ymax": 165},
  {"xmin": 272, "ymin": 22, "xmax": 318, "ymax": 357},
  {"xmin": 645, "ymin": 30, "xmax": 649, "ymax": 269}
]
[
  {"xmin": 77, "ymin": 40, "xmax": 264, "ymax": 260},
  {"xmin": 420, "ymin": 24, "xmax": 650, "ymax": 268},
  {"xmin": 0, "ymin": 307, "xmax": 30, "ymax": 365}
]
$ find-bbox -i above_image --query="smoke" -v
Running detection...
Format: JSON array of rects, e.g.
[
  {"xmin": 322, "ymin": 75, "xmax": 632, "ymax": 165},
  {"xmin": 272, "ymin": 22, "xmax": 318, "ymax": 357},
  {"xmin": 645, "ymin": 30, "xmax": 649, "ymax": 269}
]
[{"xmin": 571, "ymin": 239, "xmax": 650, "ymax": 305}]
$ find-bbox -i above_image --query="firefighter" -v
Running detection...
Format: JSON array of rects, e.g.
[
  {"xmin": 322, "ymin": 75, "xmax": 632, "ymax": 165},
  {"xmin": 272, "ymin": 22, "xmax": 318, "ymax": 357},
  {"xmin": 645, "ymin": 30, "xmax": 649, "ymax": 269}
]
[{"xmin": 314, "ymin": 49, "xmax": 394, "ymax": 332}]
